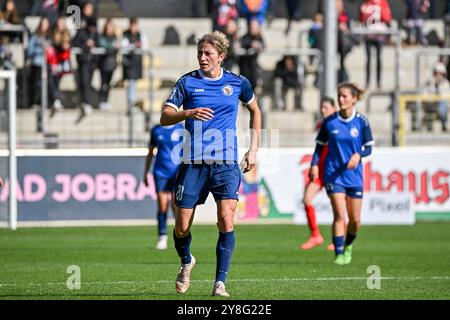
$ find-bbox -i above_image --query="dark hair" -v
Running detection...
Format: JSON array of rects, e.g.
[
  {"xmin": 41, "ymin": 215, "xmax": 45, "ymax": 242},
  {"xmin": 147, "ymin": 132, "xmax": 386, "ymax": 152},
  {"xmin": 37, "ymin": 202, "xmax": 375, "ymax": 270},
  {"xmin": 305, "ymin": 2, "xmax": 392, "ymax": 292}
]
[
  {"xmin": 130, "ymin": 17, "xmax": 138, "ymax": 25},
  {"xmin": 102, "ymin": 18, "xmax": 115, "ymax": 35},
  {"xmin": 320, "ymin": 96, "xmax": 335, "ymax": 107}
]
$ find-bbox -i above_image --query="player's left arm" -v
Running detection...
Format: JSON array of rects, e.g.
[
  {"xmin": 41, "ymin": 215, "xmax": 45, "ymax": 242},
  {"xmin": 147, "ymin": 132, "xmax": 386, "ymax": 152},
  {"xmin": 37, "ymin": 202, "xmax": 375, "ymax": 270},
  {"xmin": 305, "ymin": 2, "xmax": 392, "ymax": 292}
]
[
  {"xmin": 241, "ymin": 98, "xmax": 261, "ymax": 173},
  {"xmin": 348, "ymin": 117, "xmax": 374, "ymax": 169}
]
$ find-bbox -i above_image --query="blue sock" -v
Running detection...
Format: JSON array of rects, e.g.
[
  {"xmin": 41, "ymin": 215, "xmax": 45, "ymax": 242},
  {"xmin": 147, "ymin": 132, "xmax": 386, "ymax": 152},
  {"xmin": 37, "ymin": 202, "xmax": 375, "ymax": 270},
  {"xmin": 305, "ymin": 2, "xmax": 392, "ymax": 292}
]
[
  {"xmin": 345, "ymin": 232, "xmax": 357, "ymax": 247},
  {"xmin": 173, "ymin": 230, "xmax": 192, "ymax": 265},
  {"xmin": 157, "ymin": 211, "xmax": 167, "ymax": 236},
  {"xmin": 216, "ymin": 231, "xmax": 235, "ymax": 283},
  {"xmin": 333, "ymin": 236, "xmax": 345, "ymax": 255}
]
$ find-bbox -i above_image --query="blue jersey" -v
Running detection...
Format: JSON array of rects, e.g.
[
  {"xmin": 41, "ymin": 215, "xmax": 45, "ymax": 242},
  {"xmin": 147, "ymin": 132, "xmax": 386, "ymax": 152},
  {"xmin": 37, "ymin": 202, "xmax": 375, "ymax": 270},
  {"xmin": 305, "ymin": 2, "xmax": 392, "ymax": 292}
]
[
  {"xmin": 150, "ymin": 124, "xmax": 184, "ymax": 178},
  {"xmin": 315, "ymin": 111, "xmax": 374, "ymax": 188},
  {"xmin": 165, "ymin": 68, "xmax": 254, "ymax": 162}
]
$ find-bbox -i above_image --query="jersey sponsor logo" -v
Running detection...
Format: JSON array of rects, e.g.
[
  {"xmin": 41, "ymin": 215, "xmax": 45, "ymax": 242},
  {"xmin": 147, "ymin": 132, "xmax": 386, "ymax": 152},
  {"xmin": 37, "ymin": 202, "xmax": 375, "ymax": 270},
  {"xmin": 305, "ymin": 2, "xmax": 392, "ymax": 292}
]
[
  {"xmin": 331, "ymin": 129, "xmax": 339, "ymax": 135},
  {"xmin": 350, "ymin": 127, "xmax": 359, "ymax": 138},
  {"xmin": 157, "ymin": 135, "xmax": 164, "ymax": 141},
  {"xmin": 195, "ymin": 88, "xmax": 205, "ymax": 92},
  {"xmin": 221, "ymin": 85, "xmax": 233, "ymax": 96}
]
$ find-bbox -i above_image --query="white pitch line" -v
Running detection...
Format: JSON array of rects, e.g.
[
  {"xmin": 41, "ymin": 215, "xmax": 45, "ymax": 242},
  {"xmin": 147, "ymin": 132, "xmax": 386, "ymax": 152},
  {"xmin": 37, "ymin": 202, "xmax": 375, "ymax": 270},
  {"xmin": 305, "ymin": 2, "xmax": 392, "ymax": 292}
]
[{"xmin": 0, "ymin": 276, "xmax": 449, "ymax": 288}]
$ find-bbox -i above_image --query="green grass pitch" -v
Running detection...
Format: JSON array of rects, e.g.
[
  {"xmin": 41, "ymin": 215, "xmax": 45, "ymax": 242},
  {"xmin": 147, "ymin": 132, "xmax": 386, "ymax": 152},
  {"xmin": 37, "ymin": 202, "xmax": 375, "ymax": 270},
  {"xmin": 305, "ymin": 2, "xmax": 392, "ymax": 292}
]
[{"xmin": 0, "ymin": 223, "xmax": 449, "ymax": 300}]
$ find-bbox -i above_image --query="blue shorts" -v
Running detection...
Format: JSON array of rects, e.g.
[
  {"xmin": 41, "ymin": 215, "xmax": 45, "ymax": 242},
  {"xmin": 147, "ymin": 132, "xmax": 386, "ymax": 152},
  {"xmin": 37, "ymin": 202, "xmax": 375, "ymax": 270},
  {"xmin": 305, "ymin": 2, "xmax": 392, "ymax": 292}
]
[
  {"xmin": 325, "ymin": 183, "xmax": 363, "ymax": 199},
  {"xmin": 154, "ymin": 175, "xmax": 176, "ymax": 193},
  {"xmin": 174, "ymin": 162, "xmax": 241, "ymax": 208}
]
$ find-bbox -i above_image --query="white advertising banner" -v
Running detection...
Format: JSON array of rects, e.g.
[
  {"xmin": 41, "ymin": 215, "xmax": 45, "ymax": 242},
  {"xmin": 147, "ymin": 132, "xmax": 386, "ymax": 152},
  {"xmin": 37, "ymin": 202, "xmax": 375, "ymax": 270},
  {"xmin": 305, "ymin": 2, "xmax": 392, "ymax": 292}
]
[
  {"xmin": 293, "ymin": 192, "xmax": 415, "ymax": 225},
  {"xmin": 195, "ymin": 147, "xmax": 449, "ymax": 224}
]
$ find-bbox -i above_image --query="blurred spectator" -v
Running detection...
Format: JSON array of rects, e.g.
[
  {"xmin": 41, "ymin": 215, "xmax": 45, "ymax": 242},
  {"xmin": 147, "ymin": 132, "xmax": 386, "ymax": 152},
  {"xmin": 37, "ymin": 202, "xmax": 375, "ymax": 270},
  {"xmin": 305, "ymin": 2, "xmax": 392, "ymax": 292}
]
[
  {"xmin": 337, "ymin": 0, "xmax": 353, "ymax": 83},
  {"xmin": 447, "ymin": 58, "xmax": 450, "ymax": 83},
  {"xmin": 284, "ymin": 0, "xmax": 303, "ymax": 35},
  {"xmin": 1, "ymin": 0, "xmax": 23, "ymax": 42},
  {"xmin": 308, "ymin": 13, "xmax": 323, "ymax": 53},
  {"xmin": 239, "ymin": 0, "xmax": 269, "ymax": 26},
  {"xmin": 0, "ymin": 34, "xmax": 14, "ymax": 70},
  {"xmin": 72, "ymin": 16, "xmax": 98, "ymax": 115},
  {"xmin": 404, "ymin": 0, "xmax": 430, "ymax": 45},
  {"xmin": 1, "ymin": 0, "xmax": 21, "ymax": 25},
  {"xmin": 222, "ymin": 19, "xmax": 239, "ymax": 71},
  {"xmin": 266, "ymin": 0, "xmax": 276, "ymax": 26},
  {"xmin": 98, "ymin": 18, "xmax": 119, "ymax": 111},
  {"xmin": 121, "ymin": 17, "xmax": 149, "ymax": 115},
  {"xmin": 273, "ymin": 55, "xmax": 303, "ymax": 111},
  {"xmin": 48, "ymin": 16, "xmax": 72, "ymax": 112},
  {"xmin": 308, "ymin": 13, "xmax": 323, "ymax": 87},
  {"xmin": 421, "ymin": 62, "xmax": 450, "ymax": 132},
  {"xmin": 212, "ymin": 0, "xmax": 238, "ymax": 32},
  {"xmin": 52, "ymin": 16, "xmax": 71, "ymax": 76},
  {"xmin": 45, "ymin": 45, "xmax": 63, "ymax": 113},
  {"xmin": 80, "ymin": 1, "xmax": 97, "ymax": 29},
  {"xmin": 58, "ymin": 0, "xmax": 70, "ymax": 16},
  {"xmin": 239, "ymin": 19, "xmax": 264, "ymax": 90},
  {"xmin": 26, "ymin": 17, "xmax": 51, "ymax": 108},
  {"xmin": 360, "ymin": 0, "xmax": 392, "ymax": 89},
  {"xmin": 41, "ymin": 0, "xmax": 59, "ymax": 27}
]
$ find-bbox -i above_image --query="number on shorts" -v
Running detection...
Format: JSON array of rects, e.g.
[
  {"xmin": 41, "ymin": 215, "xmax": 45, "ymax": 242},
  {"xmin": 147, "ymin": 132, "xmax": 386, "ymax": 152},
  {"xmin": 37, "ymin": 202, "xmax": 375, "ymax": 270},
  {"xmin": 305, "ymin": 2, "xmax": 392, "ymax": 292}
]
[{"xmin": 176, "ymin": 185, "xmax": 184, "ymax": 201}]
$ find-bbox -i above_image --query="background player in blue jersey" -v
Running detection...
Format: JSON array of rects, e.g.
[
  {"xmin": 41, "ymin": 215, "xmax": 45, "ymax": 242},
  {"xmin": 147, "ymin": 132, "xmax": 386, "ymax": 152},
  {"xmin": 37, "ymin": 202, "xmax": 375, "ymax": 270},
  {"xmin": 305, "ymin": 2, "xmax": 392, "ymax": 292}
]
[
  {"xmin": 143, "ymin": 123, "xmax": 183, "ymax": 250},
  {"xmin": 160, "ymin": 31, "xmax": 261, "ymax": 297},
  {"xmin": 310, "ymin": 83, "xmax": 373, "ymax": 265}
]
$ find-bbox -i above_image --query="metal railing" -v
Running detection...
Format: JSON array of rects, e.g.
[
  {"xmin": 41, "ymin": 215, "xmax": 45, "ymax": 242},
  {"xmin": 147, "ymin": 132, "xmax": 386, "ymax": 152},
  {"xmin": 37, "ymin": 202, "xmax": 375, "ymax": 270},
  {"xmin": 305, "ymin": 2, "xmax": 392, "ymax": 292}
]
[
  {"xmin": 415, "ymin": 48, "xmax": 450, "ymax": 90},
  {"xmin": 236, "ymin": 47, "xmax": 323, "ymax": 129},
  {"xmin": 299, "ymin": 22, "xmax": 404, "ymax": 146},
  {"xmin": 37, "ymin": 46, "xmax": 154, "ymax": 148},
  {"xmin": 398, "ymin": 93, "xmax": 450, "ymax": 146},
  {"xmin": 413, "ymin": 48, "xmax": 450, "ymax": 133},
  {"xmin": 0, "ymin": 24, "xmax": 29, "ymax": 48}
]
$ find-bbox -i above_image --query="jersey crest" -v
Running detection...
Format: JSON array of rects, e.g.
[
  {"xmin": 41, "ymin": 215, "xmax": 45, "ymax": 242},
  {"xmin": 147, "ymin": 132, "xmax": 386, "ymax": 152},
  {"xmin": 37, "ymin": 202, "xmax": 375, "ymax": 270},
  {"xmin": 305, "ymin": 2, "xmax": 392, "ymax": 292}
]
[
  {"xmin": 350, "ymin": 127, "xmax": 359, "ymax": 138},
  {"xmin": 222, "ymin": 85, "xmax": 233, "ymax": 96}
]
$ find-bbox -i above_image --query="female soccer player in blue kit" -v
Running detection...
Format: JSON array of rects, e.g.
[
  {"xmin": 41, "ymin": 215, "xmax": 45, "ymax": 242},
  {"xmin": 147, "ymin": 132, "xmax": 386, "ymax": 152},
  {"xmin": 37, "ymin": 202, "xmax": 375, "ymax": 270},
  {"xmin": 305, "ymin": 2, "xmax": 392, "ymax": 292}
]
[
  {"xmin": 160, "ymin": 31, "xmax": 261, "ymax": 296},
  {"xmin": 143, "ymin": 123, "xmax": 183, "ymax": 250},
  {"xmin": 310, "ymin": 83, "xmax": 373, "ymax": 265}
]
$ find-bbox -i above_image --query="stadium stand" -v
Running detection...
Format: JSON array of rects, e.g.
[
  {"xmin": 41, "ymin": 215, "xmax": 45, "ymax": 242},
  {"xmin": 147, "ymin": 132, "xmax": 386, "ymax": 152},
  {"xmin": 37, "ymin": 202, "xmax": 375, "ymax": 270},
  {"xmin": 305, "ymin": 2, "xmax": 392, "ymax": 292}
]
[{"xmin": 1, "ymin": 0, "xmax": 450, "ymax": 148}]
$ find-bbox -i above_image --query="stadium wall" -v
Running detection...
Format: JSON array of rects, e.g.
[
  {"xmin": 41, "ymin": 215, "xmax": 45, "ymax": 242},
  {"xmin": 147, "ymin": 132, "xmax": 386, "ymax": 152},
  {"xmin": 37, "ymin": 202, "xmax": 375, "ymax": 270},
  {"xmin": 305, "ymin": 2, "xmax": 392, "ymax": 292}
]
[{"xmin": 0, "ymin": 147, "xmax": 449, "ymax": 227}]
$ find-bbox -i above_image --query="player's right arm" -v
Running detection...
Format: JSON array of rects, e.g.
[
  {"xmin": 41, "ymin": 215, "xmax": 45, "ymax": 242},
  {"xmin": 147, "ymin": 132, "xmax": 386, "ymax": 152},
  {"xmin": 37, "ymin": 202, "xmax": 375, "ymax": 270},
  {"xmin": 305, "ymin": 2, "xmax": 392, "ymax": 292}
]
[
  {"xmin": 160, "ymin": 105, "xmax": 214, "ymax": 125},
  {"xmin": 160, "ymin": 77, "xmax": 214, "ymax": 125}
]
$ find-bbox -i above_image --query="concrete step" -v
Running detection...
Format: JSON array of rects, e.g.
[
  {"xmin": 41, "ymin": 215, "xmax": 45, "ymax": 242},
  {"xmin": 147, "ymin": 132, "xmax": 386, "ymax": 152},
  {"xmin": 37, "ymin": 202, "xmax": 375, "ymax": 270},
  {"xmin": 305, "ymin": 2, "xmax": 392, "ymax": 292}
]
[{"xmin": 17, "ymin": 108, "xmax": 148, "ymax": 136}]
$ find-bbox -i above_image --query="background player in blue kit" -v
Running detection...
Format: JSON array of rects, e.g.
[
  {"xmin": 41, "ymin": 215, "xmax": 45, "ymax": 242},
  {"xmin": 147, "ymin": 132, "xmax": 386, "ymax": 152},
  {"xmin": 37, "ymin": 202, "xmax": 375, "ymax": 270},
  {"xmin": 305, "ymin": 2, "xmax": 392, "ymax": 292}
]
[
  {"xmin": 160, "ymin": 31, "xmax": 261, "ymax": 297},
  {"xmin": 310, "ymin": 83, "xmax": 373, "ymax": 265},
  {"xmin": 143, "ymin": 123, "xmax": 183, "ymax": 250}
]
